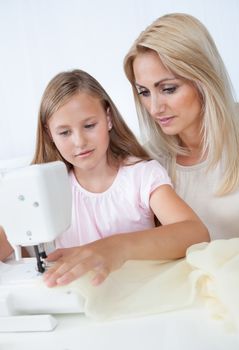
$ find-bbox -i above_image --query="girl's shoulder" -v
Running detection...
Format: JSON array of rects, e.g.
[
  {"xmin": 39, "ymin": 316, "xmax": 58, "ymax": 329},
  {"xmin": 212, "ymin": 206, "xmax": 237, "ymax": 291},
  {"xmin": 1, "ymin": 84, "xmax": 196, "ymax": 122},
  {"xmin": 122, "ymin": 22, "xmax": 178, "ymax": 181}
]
[
  {"xmin": 120, "ymin": 158, "xmax": 172, "ymax": 204},
  {"xmin": 122, "ymin": 156, "xmax": 170, "ymax": 177}
]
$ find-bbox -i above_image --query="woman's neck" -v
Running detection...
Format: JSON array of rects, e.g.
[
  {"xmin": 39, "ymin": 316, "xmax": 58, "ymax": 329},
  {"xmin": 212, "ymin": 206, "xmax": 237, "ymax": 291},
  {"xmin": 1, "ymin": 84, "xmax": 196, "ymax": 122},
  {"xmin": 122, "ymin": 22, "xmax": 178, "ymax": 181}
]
[
  {"xmin": 176, "ymin": 150, "xmax": 205, "ymax": 166},
  {"xmin": 176, "ymin": 133, "xmax": 205, "ymax": 166}
]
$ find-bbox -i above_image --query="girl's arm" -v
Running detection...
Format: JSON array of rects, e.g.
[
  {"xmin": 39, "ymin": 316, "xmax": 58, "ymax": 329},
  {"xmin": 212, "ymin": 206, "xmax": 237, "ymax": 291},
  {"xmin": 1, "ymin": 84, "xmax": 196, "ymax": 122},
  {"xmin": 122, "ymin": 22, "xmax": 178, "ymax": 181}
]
[
  {"xmin": 44, "ymin": 185, "xmax": 209, "ymax": 287},
  {"xmin": 0, "ymin": 226, "xmax": 14, "ymax": 261},
  {"xmin": 144, "ymin": 184, "xmax": 210, "ymax": 259}
]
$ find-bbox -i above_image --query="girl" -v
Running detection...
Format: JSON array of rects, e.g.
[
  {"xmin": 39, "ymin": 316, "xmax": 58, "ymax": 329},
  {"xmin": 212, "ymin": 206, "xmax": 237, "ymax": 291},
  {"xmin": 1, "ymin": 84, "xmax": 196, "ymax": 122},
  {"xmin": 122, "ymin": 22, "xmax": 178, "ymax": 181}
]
[{"xmin": 2, "ymin": 69, "xmax": 209, "ymax": 285}]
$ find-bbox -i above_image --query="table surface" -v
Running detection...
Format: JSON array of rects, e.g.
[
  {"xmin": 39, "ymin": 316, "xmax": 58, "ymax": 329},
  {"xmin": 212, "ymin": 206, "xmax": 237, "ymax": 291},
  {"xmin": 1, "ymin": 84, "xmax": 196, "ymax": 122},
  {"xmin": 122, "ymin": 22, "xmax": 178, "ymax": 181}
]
[{"xmin": 1, "ymin": 307, "xmax": 239, "ymax": 350}]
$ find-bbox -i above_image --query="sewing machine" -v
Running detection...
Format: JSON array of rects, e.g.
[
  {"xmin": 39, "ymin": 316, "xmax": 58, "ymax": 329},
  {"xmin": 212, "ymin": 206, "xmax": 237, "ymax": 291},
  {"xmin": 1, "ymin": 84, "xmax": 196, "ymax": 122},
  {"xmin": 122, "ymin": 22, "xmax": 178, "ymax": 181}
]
[{"xmin": 0, "ymin": 161, "xmax": 85, "ymax": 332}]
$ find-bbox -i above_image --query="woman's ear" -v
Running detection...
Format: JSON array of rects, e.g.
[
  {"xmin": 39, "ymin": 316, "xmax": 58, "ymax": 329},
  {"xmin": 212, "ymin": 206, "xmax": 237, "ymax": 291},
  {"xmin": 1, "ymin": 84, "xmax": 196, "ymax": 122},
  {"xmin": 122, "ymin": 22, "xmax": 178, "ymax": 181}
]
[{"xmin": 106, "ymin": 108, "xmax": 113, "ymax": 130}]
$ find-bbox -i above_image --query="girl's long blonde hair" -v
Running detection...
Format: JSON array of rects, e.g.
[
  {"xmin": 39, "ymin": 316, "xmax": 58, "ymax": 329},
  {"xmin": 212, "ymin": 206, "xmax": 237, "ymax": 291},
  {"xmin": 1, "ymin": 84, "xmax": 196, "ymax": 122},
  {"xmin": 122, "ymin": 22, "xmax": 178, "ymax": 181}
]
[
  {"xmin": 124, "ymin": 13, "xmax": 239, "ymax": 195},
  {"xmin": 32, "ymin": 69, "xmax": 150, "ymax": 169}
]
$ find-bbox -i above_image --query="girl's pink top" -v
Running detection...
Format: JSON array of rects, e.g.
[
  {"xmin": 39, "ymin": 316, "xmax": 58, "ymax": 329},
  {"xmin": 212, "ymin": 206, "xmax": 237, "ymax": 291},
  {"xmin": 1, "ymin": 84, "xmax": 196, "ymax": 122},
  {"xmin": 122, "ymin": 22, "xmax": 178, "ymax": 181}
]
[{"xmin": 55, "ymin": 159, "xmax": 172, "ymax": 248}]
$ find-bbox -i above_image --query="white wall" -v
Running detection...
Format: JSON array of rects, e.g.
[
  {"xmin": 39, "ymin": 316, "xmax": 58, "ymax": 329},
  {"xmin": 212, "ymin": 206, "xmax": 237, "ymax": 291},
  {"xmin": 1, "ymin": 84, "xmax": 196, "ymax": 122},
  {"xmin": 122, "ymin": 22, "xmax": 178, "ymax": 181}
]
[{"xmin": 0, "ymin": 0, "xmax": 238, "ymax": 160}]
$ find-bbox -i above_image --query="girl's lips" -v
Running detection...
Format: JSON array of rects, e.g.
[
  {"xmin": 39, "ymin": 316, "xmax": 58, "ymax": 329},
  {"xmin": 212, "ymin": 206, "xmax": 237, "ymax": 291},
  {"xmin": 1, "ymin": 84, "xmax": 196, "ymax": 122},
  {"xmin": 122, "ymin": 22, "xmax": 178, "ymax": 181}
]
[{"xmin": 75, "ymin": 149, "xmax": 94, "ymax": 158}]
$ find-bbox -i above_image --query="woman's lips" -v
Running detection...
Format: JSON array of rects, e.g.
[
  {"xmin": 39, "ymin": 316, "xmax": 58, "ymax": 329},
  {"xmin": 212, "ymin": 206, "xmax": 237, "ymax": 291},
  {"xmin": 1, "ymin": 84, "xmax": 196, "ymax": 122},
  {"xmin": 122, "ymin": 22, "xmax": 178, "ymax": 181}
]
[{"xmin": 156, "ymin": 116, "xmax": 175, "ymax": 126}]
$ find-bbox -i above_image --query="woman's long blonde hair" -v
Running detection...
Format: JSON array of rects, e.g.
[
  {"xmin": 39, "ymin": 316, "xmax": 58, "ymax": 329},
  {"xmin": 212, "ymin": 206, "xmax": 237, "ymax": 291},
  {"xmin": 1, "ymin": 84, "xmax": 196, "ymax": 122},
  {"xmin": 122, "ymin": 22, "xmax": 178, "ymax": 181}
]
[
  {"xmin": 32, "ymin": 69, "xmax": 150, "ymax": 169},
  {"xmin": 124, "ymin": 13, "xmax": 239, "ymax": 195}
]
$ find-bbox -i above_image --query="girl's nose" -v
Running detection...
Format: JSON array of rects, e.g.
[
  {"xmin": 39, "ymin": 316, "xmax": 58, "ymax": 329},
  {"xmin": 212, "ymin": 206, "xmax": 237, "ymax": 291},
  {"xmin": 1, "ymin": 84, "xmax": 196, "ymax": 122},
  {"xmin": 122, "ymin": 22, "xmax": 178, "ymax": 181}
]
[{"xmin": 72, "ymin": 131, "xmax": 87, "ymax": 148}]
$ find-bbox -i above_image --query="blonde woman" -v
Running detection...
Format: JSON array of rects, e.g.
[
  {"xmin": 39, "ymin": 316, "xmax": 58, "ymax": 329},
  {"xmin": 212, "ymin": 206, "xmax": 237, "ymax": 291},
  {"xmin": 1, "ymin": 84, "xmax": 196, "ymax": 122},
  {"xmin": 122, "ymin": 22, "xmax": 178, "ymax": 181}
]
[{"xmin": 124, "ymin": 13, "xmax": 239, "ymax": 240}]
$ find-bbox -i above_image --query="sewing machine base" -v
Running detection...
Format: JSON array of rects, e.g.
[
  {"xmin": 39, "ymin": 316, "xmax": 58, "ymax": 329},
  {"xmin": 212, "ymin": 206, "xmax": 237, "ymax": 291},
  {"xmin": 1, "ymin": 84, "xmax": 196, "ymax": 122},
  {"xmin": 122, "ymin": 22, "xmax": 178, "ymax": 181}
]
[
  {"xmin": 0, "ymin": 314, "xmax": 57, "ymax": 332},
  {"xmin": 0, "ymin": 258, "xmax": 85, "ymax": 332}
]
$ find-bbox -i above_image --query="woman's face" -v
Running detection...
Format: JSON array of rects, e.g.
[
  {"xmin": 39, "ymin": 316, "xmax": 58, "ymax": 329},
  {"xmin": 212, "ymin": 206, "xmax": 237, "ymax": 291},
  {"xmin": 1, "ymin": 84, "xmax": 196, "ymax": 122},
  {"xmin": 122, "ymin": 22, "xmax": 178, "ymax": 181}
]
[{"xmin": 132, "ymin": 50, "xmax": 202, "ymax": 141}]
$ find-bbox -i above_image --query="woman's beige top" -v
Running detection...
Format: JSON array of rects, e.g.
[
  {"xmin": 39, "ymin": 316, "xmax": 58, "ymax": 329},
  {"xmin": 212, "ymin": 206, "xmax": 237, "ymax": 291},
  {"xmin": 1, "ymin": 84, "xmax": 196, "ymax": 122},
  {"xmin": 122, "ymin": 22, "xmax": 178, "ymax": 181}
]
[{"xmin": 170, "ymin": 158, "xmax": 239, "ymax": 240}]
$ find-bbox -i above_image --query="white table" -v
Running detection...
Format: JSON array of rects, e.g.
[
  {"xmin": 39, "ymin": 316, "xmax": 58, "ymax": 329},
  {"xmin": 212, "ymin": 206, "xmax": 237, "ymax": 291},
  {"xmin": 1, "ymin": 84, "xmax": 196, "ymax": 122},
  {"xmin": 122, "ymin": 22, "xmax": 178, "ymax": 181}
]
[{"xmin": 1, "ymin": 307, "xmax": 239, "ymax": 350}]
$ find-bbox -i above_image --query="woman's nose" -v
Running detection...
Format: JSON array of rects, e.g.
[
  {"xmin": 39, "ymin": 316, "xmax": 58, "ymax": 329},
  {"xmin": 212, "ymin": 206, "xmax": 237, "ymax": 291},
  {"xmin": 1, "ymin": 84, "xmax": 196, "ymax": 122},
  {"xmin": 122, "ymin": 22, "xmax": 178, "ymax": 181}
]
[{"xmin": 150, "ymin": 95, "xmax": 166, "ymax": 117}]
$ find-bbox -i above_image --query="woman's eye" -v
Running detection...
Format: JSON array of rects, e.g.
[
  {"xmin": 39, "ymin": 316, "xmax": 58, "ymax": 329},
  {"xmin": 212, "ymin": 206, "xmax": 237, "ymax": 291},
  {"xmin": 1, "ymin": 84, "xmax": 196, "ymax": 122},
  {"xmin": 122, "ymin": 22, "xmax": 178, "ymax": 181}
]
[
  {"xmin": 138, "ymin": 90, "xmax": 150, "ymax": 97},
  {"xmin": 162, "ymin": 86, "xmax": 177, "ymax": 94}
]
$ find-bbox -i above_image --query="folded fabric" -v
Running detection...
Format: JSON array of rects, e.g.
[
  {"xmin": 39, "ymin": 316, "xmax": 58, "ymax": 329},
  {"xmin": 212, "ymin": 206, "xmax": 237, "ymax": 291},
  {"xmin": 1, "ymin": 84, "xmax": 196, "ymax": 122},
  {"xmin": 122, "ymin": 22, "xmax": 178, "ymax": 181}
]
[
  {"xmin": 71, "ymin": 258, "xmax": 196, "ymax": 320},
  {"xmin": 187, "ymin": 239, "xmax": 239, "ymax": 330},
  {"xmin": 66, "ymin": 238, "xmax": 239, "ymax": 328}
]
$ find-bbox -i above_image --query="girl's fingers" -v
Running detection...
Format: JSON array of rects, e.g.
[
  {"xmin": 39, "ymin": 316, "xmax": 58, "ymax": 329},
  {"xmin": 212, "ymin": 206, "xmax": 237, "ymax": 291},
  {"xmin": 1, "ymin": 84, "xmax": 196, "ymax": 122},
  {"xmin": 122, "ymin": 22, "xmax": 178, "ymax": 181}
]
[
  {"xmin": 46, "ymin": 249, "xmax": 64, "ymax": 261},
  {"xmin": 54, "ymin": 264, "xmax": 109, "ymax": 286},
  {"xmin": 46, "ymin": 246, "xmax": 81, "ymax": 262},
  {"xmin": 44, "ymin": 261, "xmax": 70, "ymax": 286},
  {"xmin": 43, "ymin": 239, "xmax": 119, "ymax": 287},
  {"xmin": 91, "ymin": 266, "xmax": 110, "ymax": 286},
  {"xmin": 44, "ymin": 253, "xmax": 106, "ymax": 287},
  {"xmin": 54, "ymin": 271, "xmax": 76, "ymax": 286}
]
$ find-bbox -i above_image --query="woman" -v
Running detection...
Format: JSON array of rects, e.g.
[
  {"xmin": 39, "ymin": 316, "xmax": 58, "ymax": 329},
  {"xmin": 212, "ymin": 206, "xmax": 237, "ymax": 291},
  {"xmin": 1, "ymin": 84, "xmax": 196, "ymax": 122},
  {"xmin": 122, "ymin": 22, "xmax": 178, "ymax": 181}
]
[{"xmin": 124, "ymin": 13, "xmax": 239, "ymax": 240}]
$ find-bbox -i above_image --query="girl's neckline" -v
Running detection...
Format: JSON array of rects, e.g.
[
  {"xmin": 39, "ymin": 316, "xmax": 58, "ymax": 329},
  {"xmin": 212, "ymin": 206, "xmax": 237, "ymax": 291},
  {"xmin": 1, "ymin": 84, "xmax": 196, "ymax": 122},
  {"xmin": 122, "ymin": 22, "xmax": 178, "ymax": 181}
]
[{"xmin": 71, "ymin": 166, "xmax": 123, "ymax": 197}]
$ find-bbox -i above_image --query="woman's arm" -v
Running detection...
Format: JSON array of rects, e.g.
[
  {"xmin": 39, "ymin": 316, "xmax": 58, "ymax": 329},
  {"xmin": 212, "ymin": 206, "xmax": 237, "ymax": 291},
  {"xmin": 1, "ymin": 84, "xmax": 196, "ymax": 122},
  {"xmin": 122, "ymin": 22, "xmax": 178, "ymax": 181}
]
[
  {"xmin": 44, "ymin": 185, "xmax": 209, "ymax": 287},
  {"xmin": 0, "ymin": 226, "xmax": 14, "ymax": 261}
]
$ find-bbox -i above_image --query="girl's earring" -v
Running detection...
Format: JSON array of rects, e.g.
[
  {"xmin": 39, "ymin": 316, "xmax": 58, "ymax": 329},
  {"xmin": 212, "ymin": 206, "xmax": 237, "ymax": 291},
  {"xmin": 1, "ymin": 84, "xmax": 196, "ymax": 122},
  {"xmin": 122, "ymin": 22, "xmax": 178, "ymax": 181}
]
[
  {"xmin": 108, "ymin": 121, "xmax": 112, "ymax": 130},
  {"xmin": 106, "ymin": 108, "xmax": 112, "ymax": 130}
]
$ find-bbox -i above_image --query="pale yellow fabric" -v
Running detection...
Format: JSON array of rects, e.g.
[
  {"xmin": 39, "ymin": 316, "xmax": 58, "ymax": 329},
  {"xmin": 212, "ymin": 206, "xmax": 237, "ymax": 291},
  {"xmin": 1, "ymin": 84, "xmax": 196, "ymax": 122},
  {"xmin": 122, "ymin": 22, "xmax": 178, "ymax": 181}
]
[
  {"xmin": 66, "ymin": 238, "xmax": 239, "ymax": 328},
  {"xmin": 72, "ymin": 259, "xmax": 195, "ymax": 320},
  {"xmin": 186, "ymin": 239, "xmax": 239, "ymax": 330}
]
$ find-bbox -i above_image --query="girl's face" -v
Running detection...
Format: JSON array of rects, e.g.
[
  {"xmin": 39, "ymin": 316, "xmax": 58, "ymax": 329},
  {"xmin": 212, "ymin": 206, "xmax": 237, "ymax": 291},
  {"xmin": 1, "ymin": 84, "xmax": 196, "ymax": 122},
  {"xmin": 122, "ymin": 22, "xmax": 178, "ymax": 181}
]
[
  {"xmin": 132, "ymin": 50, "xmax": 202, "ymax": 141},
  {"xmin": 48, "ymin": 92, "xmax": 112, "ymax": 173}
]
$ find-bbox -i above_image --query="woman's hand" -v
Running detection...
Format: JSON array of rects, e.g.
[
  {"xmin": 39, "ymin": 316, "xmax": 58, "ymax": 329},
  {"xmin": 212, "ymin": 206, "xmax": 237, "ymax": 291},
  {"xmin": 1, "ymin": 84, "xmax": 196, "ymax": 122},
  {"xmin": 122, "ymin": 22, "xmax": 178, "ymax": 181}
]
[{"xmin": 43, "ymin": 235, "xmax": 127, "ymax": 287}]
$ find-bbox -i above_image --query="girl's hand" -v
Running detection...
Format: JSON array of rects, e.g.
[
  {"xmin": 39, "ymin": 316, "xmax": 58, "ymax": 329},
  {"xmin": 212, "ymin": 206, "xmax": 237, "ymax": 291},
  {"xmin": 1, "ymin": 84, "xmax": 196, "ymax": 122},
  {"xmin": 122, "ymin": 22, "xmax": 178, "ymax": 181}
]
[
  {"xmin": 43, "ymin": 235, "xmax": 127, "ymax": 287},
  {"xmin": 0, "ymin": 226, "xmax": 14, "ymax": 261}
]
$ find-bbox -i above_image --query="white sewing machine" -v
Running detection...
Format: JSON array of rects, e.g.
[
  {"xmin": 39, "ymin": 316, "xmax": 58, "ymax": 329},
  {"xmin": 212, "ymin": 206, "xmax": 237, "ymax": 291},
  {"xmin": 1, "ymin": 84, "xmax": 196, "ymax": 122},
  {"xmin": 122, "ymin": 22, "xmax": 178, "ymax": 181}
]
[{"xmin": 0, "ymin": 161, "xmax": 85, "ymax": 332}]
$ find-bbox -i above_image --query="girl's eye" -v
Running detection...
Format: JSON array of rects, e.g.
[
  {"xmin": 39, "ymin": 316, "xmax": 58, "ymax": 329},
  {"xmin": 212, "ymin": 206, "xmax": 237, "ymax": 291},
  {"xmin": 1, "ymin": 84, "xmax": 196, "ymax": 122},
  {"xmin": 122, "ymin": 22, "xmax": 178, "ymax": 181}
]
[
  {"xmin": 84, "ymin": 123, "xmax": 96, "ymax": 129},
  {"xmin": 59, "ymin": 130, "xmax": 70, "ymax": 136},
  {"xmin": 162, "ymin": 86, "xmax": 177, "ymax": 94}
]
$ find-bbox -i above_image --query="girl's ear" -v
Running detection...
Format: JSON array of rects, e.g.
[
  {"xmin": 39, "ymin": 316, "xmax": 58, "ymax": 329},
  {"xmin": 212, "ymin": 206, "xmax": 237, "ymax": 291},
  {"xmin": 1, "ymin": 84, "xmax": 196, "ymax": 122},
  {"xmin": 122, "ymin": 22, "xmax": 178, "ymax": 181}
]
[{"xmin": 106, "ymin": 108, "xmax": 113, "ymax": 130}]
